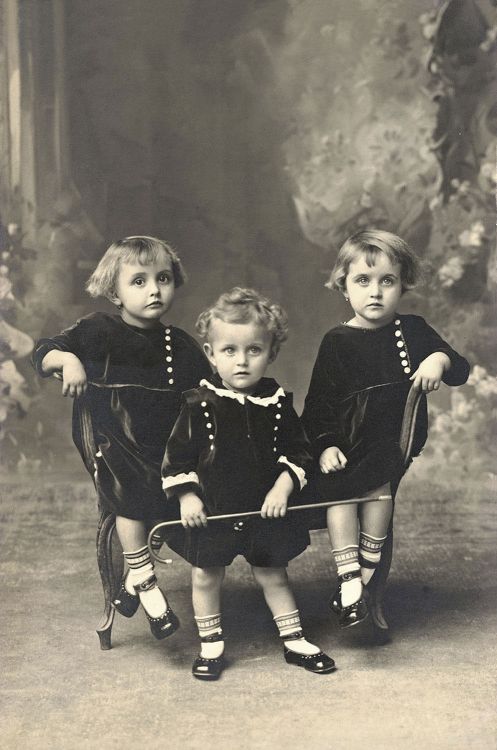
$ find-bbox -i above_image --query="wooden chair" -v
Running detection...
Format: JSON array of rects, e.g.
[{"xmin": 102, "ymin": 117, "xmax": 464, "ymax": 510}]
[{"xmin": 93, "ymin": 382, "xmax": 421, "ymax": 649}]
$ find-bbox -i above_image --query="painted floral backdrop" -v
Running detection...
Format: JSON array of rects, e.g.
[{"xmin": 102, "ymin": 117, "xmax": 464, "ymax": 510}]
[{"xmin": 0, "ymin": 0, "xmax": 495, "ymax": 488}]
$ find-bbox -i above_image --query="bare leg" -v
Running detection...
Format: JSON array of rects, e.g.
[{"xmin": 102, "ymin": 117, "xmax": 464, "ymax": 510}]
[
  {"xmin": 326, "ymin": 503, "xmax": 362, "ymax": 606},
  {"xmin": 192, "ymin": 567, "xmax": 225, "ymax": 660},
  {"xmin": 191, "ymin": 566, "xmax": 225, "ymax": 617},
  {"xmin": 358, "ymin": 485, "xmax": 393, "ymax": 538},
  {"xmin": 251, "ymin": 566, "xmax": 298, "ymax": 616},
  {"xmin": 326, "ymin": 502, "xmax": 358, "ymax": 549},
  {"xmin": 252, "ymin": 566, "xmax": 320, "ymax": 655},
  {"xmin": 115, "ymin": 515, "xmax": 147, "ymax": 549},
  {"xmin": 357, "ymin": 484, "xmax": 394, "ymax": 631},
  {"xmin": 115, "ymin": 515, "xmax": 168, "ymax": 618}
]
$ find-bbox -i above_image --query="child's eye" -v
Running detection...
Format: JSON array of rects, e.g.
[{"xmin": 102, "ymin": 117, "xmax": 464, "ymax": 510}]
[
  {"xmin": 223, "ymin": 347, "xmax": 235, "ymax": 355},
  {"xmin": 158, "ymin": 273, "xmax": 172, "ymax": 284},
  {"xmin": 249, "ymin": 346, "xmax": 262, "ymax": 354},
  {"xmin": 133, "ymin": 278, "xmax": 144, "ymax": 286},
  {"xmin": 382, "ymin": 277, "xmax": 395, "ymax": 286},
  {"xmin": 357, "ymin": 276, "xmax": 369, "ymax": 285}
]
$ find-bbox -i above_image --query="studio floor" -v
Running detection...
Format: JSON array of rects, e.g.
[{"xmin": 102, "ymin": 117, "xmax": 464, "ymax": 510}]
[{"xmin": 1, "ymin": 475, "xmax": 496, "ymax": 750}]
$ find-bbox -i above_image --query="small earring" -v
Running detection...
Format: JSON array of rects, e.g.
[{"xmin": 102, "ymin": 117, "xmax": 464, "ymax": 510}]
[{"xmin": 344, "ymin": 295, "xmax": 349, "ymax": 301}]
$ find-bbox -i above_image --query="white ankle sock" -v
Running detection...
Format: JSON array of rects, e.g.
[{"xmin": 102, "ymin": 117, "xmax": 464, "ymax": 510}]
[
  {"xmin": 123, "ymin": 546, "xmax": 168, "ymax": 618},
  {"xmin": 274, "ymin": 611, "xmax": 320, "ymax": 655},
  {"xmin": 340, "ymin": 577, "xmax": 363, "ymax": 607},
  {"xmin": 359, "ymin": 533, "xmax": 387, "ymax": 585},
  {"xmin": 284, "ymin": 637, "xmax": 320, "ymax": 655},
  {"xmin": 195, "ymin": 614, "xmax": 225, "ymax": 659},
  {"xmin": 333, "ymin": 545, "xmax": 362, "ymax": 607}
]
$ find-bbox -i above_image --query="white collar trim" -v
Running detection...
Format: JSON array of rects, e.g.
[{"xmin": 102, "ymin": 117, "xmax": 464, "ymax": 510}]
[{"xmin": 199, "ymin": 379, "xmax": 286, "ymax": 406}]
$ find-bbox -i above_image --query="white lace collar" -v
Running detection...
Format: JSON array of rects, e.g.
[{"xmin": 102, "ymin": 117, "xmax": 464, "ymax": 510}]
[{"xmin": 199, "ymin": 379, "xmax": 286, "ymax": 407}]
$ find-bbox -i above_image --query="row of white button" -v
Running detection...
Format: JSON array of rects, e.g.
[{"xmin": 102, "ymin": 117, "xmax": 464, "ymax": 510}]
[
  {"xmin": 201, "ymin": 401, "xmax": 215, "ymax": 450},
  {"xmin": 394, "ymin": 319, "xmax": 411, "ymax": 374},
  {"xmin": 165, "ymin": 328, "xmax": 174, "ymax": 385}
]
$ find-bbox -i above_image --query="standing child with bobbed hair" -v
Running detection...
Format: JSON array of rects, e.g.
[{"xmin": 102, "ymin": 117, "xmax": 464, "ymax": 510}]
[
  {"xmin": 32, "ymin": 236, "xmax": 211, "ymax": 640},
  {"xmin": 302, "ymin": 229, "xmax": 470, "ymax": 631},
  {"xmin": 162, "ymin": 287, "xmax": 336, "ymax": 680}
]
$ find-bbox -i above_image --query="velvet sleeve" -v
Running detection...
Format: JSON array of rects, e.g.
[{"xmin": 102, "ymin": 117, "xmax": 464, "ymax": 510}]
[
  {"xmin": 275, "ymin": 394, "xmax": 314, "ymax": 492},
  {"xmin": 415, "ymin": 317, "xmax": 470, "ymax": 386},
  {"xmin": 301, "ymin": 334, "xmax": 347, "ymax": 456},
  {"xmin": 31, "ymin": 315, "xmax": 102, "ymax": 377},
  {"xmin": 161, "ymin": 398, "xmax": 202, "ymax": 501}
]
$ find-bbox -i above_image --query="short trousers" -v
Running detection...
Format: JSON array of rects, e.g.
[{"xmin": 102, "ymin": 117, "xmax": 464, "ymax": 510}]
[{"xmin": 163, "ymin": 515, "xmax": 310, "ymax": 568}]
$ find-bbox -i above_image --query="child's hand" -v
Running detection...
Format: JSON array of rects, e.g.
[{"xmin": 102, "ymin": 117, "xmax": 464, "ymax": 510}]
[
  {"xmin": 410, "ymin": 352, "xmax": 450, "ymax": 393},
  {"xmin": 61, "ymin": 355, "xmax": 87, "ymax": 398},
  {"xmin": 261, "ymin": 487, "xmax": 288, "ymax": 518},
  {"xmin": 320, "ymin": 446, "xmax": 347, "ymax": 473},
  {"xmin": 180, "ymin": 492, "xmax": 208, "ymax": 528},
  {"xmin": 261, "ymin": 471, "xmax": 293, "ymax": 518}
]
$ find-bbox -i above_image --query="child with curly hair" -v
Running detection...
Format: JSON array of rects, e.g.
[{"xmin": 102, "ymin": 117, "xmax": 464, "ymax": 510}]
[{"xmin": 162, "ymin": 287, "xmax": 335, "ymax": 680}]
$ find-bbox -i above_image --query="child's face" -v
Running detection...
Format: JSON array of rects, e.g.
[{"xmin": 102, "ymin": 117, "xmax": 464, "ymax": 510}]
[
  {"xmin": 112, "ymin": 249, "xmax": 175, "ymax": 328},
  {"xmin": 204, "ymin": 318, "xmax": 274, "ymax": 394},
  {"xmin": 344, "ymin": 250, "xmax": 402, "ymax": 329}
]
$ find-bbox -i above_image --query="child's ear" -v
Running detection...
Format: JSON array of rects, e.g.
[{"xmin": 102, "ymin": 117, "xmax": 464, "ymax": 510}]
[
  {"xmin": 203, "ymin": 342, "xmax": 216, "ymax": 367},
  {"xmin": 108, "ymin": 290, "xmax": 122, "ymax": 309}
]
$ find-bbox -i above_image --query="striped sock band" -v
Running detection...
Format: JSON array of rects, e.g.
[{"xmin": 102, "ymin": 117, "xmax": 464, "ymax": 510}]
[
  {"xmin": 359, "ymin": 533, "xmax": 387, "ymax": 568},
  {"xmin": 123, "ymin": 545, "xmax": 154, "ymax": 585},
  {"xmin": 274, "ymin": 610, "xmax": 302, "ymax": 639},
  {"xmin": 332, "ymin": 544, "xmax": 360, "ymax": 576},
  {"xmin": 195, "ymin": 613, "xmax": 223, "ymax": 639},
  {"xmin": 123, "ymin": 545, "xmax": 168, "ymax": 618},
  {"xmin": 149, "ymin": 531, "xmax": 163, "ymax": 553},
  {"xmin": 195, "ymin": 614, "xmax": 224, "ymax": 658}
]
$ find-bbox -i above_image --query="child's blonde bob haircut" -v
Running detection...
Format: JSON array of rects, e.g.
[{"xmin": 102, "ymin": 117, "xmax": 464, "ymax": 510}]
[
  {"xmin": 196, "ymin": 287, "xmax": 288, "ymax": 358},
  {"xmin": 86, "ymin": 236, "xmax": 187, "ymax": 299},
  {"xmin": 326, "ymin": 229, "xmax": 423, "ymax": 293}
]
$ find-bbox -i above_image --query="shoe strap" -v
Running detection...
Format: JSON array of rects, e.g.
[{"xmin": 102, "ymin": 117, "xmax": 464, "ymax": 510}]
[
  {"xmin": 338, "ymin": 570, "xmax": 362, "ymax": 583},
  {"xmin": 133, "ymin": 574, "xmax": 158, "ymax": 593},
  {"xmin": 279, "ymin": 629, "xmax": 304, "ymax": 641},
  {"xmin": 200, "ymin": 631, "xmax": 224, "ymax": 643}
]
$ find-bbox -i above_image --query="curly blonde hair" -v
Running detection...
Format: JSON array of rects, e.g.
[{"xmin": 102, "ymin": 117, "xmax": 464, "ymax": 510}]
[
  {"xmin": 326, "ymin": 229, "xmax": 423, "ymax": 293},
  {"xmin": 86, "ymin": 236, "xmax": 186, "ymax": 299},
  {"xmin": 196, "ymin": 287, "xmax": 288, "ymax": 358}
]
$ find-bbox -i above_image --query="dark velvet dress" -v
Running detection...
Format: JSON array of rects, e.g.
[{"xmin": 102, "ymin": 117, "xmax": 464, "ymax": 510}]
[
  {"xmin": 161, "ymin": 374, "xmax": 312, "ymax": 568},
  {"xmin": 301, "ymin": 314, "xmax": 470, "ymax": 515},
  {"xmin": 32, "ymin": 313, "xmax": 211, "ymax": 520}
]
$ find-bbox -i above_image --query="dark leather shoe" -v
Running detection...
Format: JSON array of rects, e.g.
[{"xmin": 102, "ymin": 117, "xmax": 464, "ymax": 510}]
[
  {"xmin": 192, "ymin": 654, "xmax": 226, "ymax": 681},
  {"xmin": 134, "ymin": 575, "xmax": 180, "ymax": 639},
  {"xmin": 145, "ymin": 606, "xmax": 180, "ymax": 640},
  {"xmin": 329, "ymin": 570, "xmax": 368, "ymax": 625},
  {"xmin": 284, "ymin": 647, "xmax": 336, "ymax": 674},
  {"xmin": 113, "ymin": 577, "xmax": 139, "ymax": 618},
  {"xmin": 330, "ymin": 586, "xmax": 341, "ymax": 614},
  {"xmin": 338, "ymin": 596, "xmax": 369, "ymax": 628}
]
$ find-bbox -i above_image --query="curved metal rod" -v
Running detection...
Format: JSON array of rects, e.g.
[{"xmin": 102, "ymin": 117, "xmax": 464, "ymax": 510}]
[
  {"xmin": 149, "ymin": 383, "xmax": 423, "ymax": 564},
  {"xmin": 148, "ymin": 495, "xmax": 392, "ymax": 564}
]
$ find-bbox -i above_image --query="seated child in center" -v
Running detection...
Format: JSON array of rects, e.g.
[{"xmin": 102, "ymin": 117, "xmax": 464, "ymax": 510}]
[{"xmin": 161, "ymin": 287, "xmax": 336, "ymax": 680}]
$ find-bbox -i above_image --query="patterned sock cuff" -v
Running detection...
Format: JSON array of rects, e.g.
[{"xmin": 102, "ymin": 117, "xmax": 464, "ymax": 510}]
[
  {"xmin": 195, "ymin": 613, "xmax": 222, "ymax": 638},
  {"xmin": 332, "ymin": 545, "xmax": 360, "ymax": 576},
  {"xmin": 274, "ymin": 610, "xmax": 302, "ymax": 638}
]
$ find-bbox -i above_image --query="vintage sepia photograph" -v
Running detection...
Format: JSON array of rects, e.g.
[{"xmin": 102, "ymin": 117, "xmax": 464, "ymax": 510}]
[{"xmin": 1, "ymin": 1, "xmax": 496, "ymax": 748}]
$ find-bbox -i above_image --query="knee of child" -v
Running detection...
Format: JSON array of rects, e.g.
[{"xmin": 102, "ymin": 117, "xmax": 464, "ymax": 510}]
[
  {"xmin": 251, "ymin": 565, "xmax": 287, "ymax": 589},
  {"xmin": 192, "ymin": 566, "xmax": 225, "ymax": 590}
]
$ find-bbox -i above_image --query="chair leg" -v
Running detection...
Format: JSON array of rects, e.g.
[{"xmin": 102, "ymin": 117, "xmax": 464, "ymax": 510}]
[
  {"xmin": 96, "ymin": 511, "xmax": 123, "ymax": 650},
  {"xmin": 368, "ymin": 525, "xmax": 393, "ymax": 631}
]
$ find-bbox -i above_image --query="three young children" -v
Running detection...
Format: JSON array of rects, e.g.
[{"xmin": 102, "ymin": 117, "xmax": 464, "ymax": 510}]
[{"xmin": 33, "ymin": 229, "xmax": 469, "ymax": 680}]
